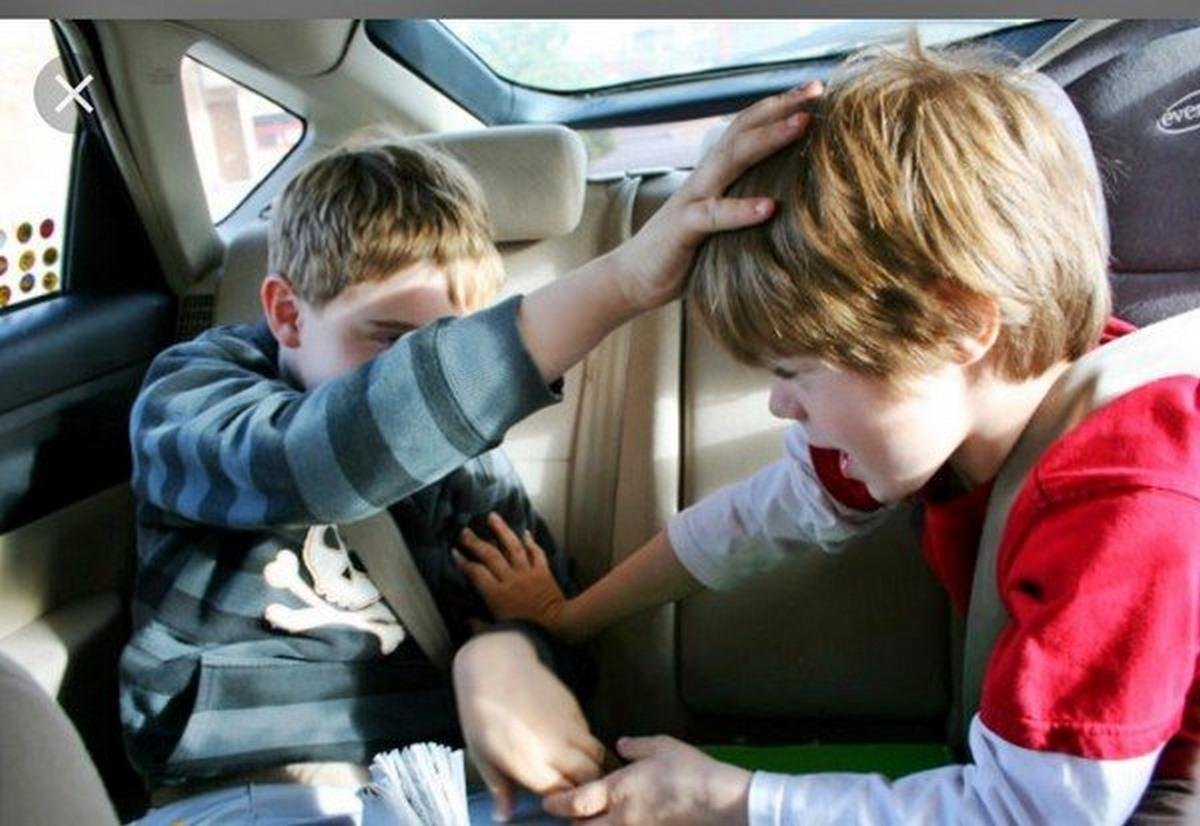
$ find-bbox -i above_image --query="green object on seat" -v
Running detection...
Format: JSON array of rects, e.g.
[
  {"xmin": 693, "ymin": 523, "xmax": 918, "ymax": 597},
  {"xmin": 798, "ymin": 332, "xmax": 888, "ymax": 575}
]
[{"xmin": 701, "ymin": 743, "xmax": 955, "ymax": 779}]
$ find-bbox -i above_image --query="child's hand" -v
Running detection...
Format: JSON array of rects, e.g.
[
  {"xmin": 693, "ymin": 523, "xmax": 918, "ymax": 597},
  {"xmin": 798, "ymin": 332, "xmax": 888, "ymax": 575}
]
[
  {"xmin": 453, "ymin": 632, "xmax": 605, "ymax": 821},
  {"xmin": 455, "ymin": 512, "xmax": 569, "ymax": 636},
  {"xmin": 542, "ymin": 735, "xmax": 752, "ymax": 826},
  {"xmin": 613, "ymin": 81, "xmax": 822, "ymax": 311}
]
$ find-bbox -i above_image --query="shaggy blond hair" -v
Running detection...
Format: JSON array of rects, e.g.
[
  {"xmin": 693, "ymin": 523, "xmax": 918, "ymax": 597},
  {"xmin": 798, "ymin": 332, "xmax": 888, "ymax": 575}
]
[
  {"xmin": 268, "ymin": 141, "xmax": 503, "ymax": 311},
  {"xmin": 690, "ymin": 41, "xmax": 1110, "ymax": 381}
]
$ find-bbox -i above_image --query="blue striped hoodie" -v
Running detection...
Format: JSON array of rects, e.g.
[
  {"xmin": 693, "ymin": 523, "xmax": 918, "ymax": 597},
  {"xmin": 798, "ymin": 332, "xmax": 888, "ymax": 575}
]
[{"xmin": 119, "ymin": 296, "xmax": 580, "ymax": 784}]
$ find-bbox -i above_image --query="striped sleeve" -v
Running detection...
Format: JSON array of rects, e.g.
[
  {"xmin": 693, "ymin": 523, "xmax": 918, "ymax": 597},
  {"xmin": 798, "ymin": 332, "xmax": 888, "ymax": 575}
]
[{"xmin": 130, "ymin": 296, "xmax": 560, "ymax": 529}]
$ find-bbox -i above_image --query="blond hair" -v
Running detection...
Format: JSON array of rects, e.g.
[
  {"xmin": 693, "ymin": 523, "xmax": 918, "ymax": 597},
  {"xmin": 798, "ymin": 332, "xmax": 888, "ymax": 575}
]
[
  {"xmin": 268, "ymin": 142, "xmax": 503, "ymax": 311},
  {"xmin": 690, "ymin": 41, "xmax": 1110, "ymax": 381}
]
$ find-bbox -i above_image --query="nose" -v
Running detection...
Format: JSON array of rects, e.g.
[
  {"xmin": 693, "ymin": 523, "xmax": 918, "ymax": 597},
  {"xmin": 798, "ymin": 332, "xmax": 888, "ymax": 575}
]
[{"xmin": 769, "ymin": 380, "xmax": 807, "ymax": 422}]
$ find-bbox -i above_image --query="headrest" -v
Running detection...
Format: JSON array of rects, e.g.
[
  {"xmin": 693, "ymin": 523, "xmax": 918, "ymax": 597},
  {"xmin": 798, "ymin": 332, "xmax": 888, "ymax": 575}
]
[
  {"xmin": 214, "ymin": 124, "xmax": 587, "ymax": 326},
  {"xmin": 421, "ymin": 124, "xmax": 587, "ymax": 242},
  {"xmin": 1062, "ymin": 27, "xmax": 1200, "ymax": 275}
]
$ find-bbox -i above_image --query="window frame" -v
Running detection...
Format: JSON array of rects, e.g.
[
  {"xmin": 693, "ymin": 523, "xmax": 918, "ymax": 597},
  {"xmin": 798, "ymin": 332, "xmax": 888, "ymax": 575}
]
[
  {"xmin": 179, "ymin": 52, "xmax": 309, "ymax": 226},
  {"xmin": 365, "ymin": 19, "xmax": 1072, "ymax": 129}
]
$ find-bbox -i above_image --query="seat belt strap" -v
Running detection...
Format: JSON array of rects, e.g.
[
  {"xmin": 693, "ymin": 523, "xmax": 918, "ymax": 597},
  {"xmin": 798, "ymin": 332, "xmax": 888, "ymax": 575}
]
[
  {"xmin": 961, "ymin": 308, "xmax": 1200, "ymax": 746},
  {"xmin": 342, "ymin": 512, "xmax": 454, "ymax": 672}
]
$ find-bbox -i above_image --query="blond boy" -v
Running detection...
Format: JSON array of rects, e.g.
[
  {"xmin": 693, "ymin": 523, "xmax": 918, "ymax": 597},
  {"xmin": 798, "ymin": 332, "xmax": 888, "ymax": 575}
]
[
  {"xmin": 120, "ymin": 92, "xmax": 814, "ymax": 824},
  {"xmin": 455, "ymin": 44, "xmax": 1199, "ymax": 824}
]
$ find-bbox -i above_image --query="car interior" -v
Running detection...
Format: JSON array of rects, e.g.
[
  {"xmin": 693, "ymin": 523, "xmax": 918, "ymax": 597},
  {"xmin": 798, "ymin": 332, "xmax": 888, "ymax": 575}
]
[{"xmin": 0, "ymin": 17, "xmax": 1197, "ymax": 823}]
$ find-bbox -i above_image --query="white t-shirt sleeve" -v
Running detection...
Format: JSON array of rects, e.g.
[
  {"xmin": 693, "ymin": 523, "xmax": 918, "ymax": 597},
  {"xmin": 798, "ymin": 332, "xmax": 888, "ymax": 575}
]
[
  {"xmin": 747, "ymin": 716, "xmax": 1160, "ymax": 826},
  {"xmin": 667, "ymin": 425, "xmax": 890, "ymax": 590}
]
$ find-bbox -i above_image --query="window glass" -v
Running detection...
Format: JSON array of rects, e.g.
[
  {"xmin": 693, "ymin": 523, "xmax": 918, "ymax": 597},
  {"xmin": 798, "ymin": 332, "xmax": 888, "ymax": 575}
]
[
  {"xmin": 443, "ymin": 19, "xmax": 1032, "ymax": 92},
  {"xmin": 0, "ymin": 20, "xmax": 71, "ymax": 309},
  {"xmin": 582, "ymin": 115, "xmax": 726, "ymax": 176},
  {"xmin": 180, "ymin": 56, "xmax": 304, "ymax": 223}
]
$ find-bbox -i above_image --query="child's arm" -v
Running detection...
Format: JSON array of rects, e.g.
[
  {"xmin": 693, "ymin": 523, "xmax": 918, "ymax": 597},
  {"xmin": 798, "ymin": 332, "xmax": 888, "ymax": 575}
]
[
  {"xmin": 541, "ymin": 719, "xmax": 1163, "ymax": 826},
  {"xmin": 515, "ymin": 82, "xmax": 822, "ymax": 383},
  {"xmin": 456, "ymin": 520, "xmax": 699, "ymax": 645},
  {"xmin": 458, "ymin": 425, "xmax": 889, "ymax": 642},
  {"xmin": 452, "ymin": 630, "xmax": 606, "ymax": 821}
]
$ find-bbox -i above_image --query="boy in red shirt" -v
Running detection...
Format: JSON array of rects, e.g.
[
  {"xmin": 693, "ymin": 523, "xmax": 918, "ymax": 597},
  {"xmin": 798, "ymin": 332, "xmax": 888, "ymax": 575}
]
[{"xmin": 451, "ymin": 42, "xmax": 1200, "ymax": 825}]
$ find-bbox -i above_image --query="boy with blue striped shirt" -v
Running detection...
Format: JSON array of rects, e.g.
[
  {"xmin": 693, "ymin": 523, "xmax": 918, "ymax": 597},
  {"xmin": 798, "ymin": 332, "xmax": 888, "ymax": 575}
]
[{"xmin": 121, "ymin": 89, "xmax": 813, "ymax": 823}]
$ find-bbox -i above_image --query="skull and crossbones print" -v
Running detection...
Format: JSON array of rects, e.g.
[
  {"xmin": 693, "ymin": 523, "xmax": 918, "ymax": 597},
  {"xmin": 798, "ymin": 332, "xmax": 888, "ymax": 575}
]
[{"xmin": 263, "ymin": 525, "xmax": 407, "ymax": 654}]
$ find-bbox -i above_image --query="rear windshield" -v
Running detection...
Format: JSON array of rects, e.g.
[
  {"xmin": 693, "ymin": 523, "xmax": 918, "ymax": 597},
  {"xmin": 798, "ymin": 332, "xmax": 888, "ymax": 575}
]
[{"xmin": 442, "ymin": 19, "xmax": 1032, "ymax": 92}]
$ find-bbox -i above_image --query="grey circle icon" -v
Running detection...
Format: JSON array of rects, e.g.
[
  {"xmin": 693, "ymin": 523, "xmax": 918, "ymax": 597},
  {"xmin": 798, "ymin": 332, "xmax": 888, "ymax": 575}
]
[{"xmin": 34, "ymin": 57, "xmax": 94, "ymax": 134}]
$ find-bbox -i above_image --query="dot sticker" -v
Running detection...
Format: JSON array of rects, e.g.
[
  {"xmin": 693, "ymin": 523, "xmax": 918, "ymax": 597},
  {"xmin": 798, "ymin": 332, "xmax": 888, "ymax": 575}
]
[
  {"xmin": 19, "ymin": 273, "xmax": 34, "ymax": 293},
  {"xmin": 16, "ymin": 223, "xmax": 32, "ymax": 244},
  {"xmin": 43, "ymin": 247, "xmax": 58, "ymax": 266},
  {"xmin": 0, "ymin": 286, "xmax": 10, "ymax": 308},
  {"xmin": 0, "ymin": 257, "xmax": 6, "ymax": 277},
  {"xmin": 42, "ymin": 272, "xmax": 58, "ymax": 292},
  {"xmin": 39, "ymin": 219, "xmax": 54, "ymax": 239},
  {"xmin": 19, "ymin": 250, "xmax": 35, "ymax": 272}
]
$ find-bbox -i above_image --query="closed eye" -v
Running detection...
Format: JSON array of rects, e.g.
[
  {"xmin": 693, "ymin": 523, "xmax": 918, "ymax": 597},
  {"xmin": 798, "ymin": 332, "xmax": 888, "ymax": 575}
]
[{"xmin": 371, "ymin": 324, "xmax": 416, "ymax": 345}]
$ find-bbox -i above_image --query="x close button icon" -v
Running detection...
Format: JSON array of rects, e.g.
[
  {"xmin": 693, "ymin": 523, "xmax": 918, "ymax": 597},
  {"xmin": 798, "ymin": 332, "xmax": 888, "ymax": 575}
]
[
  {"xmin": 34, "ymin": 57, "xmax": 97, "ymax": 133},
  {"xmin": 54, "ymin": 73, "xmax": 94, "ymax": 114}
]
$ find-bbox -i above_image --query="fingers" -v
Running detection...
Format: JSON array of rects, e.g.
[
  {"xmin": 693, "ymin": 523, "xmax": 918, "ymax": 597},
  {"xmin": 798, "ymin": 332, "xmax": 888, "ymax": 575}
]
[
  {"xmin": 682, "ymin": 196, "xmax": 776, "ymax": 235},
  {"xmin": 488, "ymin": 512, "xmax": 531, "ymax": 569},
  {"xmin": 570, "ymin": 732, "xmax": 609, "ymax": 770},
  {"xmin": 731, "ymin": 79, "xmax": 823, "ymax": 131},
  {"xmin": 524, "ymin": 529, "xmax": 550, "ymax": 569},
  {"xmin": 553, "ymin": 743, "xmax": 605, "ymax": 787},
  {"xmin": 688, "ymin": 81, "xmax": 823, "ymax": 197},
  {"xmin": 458, "ymin": 527, "xmax": 509, "ymax": 578},
  {"xmin": 543, "ymin": 777, "xmax": 611, "ymax": 819},
  {"xmin": 614, "ymin": 735, "xmax": 671, "ymax": 762},
  {"xmin": 453, "ymin": 548, "xmax": 499, "ymax": 594},
  {"xmin": 474, "ymin": 756, "xmax": 516, "ymax": 823}
]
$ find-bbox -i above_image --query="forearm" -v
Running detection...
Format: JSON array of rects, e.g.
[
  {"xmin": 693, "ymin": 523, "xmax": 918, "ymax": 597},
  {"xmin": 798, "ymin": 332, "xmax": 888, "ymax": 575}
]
[
  {"xmin": 133, "ymin": 299, "xmax": 559, "ymax": 529},
  {"xmin": 557, "ymin": 530, "xmax": 702, "ymax": 643},
  {"xmin": 748, "ymin": 717, "xmax": 1159, "ymax": 826},
  {"xmin": 516, "ymin": 249, "xmax": 646, "ymax": 383}
]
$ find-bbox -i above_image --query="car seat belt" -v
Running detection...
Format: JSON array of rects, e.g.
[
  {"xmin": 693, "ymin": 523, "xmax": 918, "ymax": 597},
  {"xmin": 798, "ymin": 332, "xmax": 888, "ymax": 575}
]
[
  {"xmin": 564, "ymin": 175, "xmax": 641, "ymax": 585},
  {"xmin": 961, "ymin": 308, "xmax": 1200, "ymax": 747},
  {"xmin": 342, "ymin": 512, "xmax": 454, "ymax": 672}
]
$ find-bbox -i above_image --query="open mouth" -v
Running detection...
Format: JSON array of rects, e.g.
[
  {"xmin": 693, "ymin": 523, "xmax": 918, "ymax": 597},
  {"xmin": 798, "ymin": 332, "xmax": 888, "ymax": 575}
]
[{"xmin": 838, "ymin": 450, "xmax": 854, "ymax": 478}]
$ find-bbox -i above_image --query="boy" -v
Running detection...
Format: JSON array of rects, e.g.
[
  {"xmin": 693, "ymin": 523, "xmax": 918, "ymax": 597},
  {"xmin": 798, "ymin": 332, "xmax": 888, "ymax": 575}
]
[
  {"xmin": 120, "ymin": 89, "xmax": 817, "ymax": 824},
  {"xmin": 454, "ymin": 43, "xmax": 1199, "ymax": 824}
]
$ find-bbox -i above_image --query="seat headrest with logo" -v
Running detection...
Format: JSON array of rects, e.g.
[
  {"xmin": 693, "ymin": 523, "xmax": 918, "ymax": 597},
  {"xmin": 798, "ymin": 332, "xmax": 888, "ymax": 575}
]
[{"xmin": 1058, "ymin": 26, "xmax": 1200, "ymax": 324}]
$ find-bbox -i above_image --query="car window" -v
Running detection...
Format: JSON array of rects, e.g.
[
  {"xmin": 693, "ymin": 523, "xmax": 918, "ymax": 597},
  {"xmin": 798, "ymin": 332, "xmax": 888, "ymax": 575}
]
[
  {"xmin": 0, "ymin": 20, "xmax": 72, "ymax": 310},
  {"xmin": 443, "ymin": 19, "xmax": 1032, "ymax": 92},
  {"xmin": 582, "ymin": 114, "xmax": 725, "ymax": 176},
  {"xmin": 180, "ymin": 56, "xmax": 304, "ymax": 224}
]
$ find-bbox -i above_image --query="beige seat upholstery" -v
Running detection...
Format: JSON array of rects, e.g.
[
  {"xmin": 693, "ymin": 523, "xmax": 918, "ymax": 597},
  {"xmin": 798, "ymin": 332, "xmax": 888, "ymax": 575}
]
[{"xmin": 0, "ymin": 652, "xmax": 119, "ymax": 824}]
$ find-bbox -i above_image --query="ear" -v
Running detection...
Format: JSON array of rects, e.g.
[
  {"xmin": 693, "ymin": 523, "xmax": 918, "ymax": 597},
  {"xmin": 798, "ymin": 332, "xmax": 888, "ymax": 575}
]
[
  {"xmin": 953, "ymin": 297, "xmax": 1001, "ymax": 368},
  {"xmin": 261, "ymin": 273, "xmax": 303, "ymax": 349}
]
